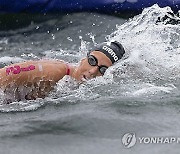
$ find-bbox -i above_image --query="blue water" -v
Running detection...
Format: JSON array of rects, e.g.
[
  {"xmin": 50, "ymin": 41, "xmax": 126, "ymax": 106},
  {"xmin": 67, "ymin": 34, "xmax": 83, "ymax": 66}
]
[{"xmin": 0, "ymin": 4, "xmax": 180, "ymax": 154}]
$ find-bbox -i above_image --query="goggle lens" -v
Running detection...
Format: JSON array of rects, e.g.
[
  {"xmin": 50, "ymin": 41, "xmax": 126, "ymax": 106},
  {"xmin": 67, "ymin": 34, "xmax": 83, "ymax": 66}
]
[{"xmin": 87, "ymin": 55, "xmax": 108, "ymax": 75}]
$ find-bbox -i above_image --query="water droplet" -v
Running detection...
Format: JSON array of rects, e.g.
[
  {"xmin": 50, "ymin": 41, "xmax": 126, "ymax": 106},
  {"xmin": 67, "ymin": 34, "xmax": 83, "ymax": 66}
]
[
  {"xmin": 67, "ymin": 37, "xmax": 73, "ymax": 42},
  {"xmin": 52, "ymin": 34, "xmax": 56, "ymax": 40}
]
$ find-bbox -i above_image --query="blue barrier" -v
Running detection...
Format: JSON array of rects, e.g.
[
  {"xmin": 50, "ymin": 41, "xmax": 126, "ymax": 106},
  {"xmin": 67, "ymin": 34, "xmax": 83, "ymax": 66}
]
[{"xmin": 0, "ymin": 0, "xmax": 179, "ymax": 13}]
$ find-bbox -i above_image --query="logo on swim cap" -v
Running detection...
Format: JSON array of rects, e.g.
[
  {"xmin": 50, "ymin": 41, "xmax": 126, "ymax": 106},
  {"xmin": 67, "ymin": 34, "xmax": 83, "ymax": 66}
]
[{"xmin": 102, "ymin": 46, "xmax": 119, "ymax": 61}]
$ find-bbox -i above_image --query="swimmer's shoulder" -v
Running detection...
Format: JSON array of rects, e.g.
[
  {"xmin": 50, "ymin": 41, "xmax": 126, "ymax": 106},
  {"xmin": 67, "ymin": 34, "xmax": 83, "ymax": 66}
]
[
  {"xmin": 34, "ymin": 59, "xmax": 67, "ymax": 80},
  {"xmin": 38, "ymin": 59, "xmax": 65, "ymax": 64}
]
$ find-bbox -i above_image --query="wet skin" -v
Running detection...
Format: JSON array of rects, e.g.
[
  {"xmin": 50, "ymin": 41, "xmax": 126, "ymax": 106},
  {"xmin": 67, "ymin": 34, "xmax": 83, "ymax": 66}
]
[
  {"xmin": 0, "ymin": 51, "xmax": 113, "ymax": 101},
  {"xmin": 72, "ymin": 51, "xmax": 113, "ymax": 81}
]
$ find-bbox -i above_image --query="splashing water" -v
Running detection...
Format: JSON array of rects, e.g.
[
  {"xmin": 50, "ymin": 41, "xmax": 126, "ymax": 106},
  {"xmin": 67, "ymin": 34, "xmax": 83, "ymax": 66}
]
[
  {"xmin": 0, "ymin": 4, "xmax": 180, "ymax": 112},
  {"xmin": 57, "ymin": 4, "xmax": 180, "ymax": 103},
  {"xmin": 107, "ymin": 4, "xmax": 180, "ymax": 82},
  {"xmin": 65, "ymin": 4, "xmax": 180, "ymax": 103},
  {"xmin": 100, "ymin": 4, "xmax": 180, "ymax": 97}
]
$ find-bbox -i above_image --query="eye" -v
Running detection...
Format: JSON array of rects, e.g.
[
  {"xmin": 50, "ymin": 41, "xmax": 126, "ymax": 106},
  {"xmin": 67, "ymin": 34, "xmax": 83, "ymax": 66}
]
[
  {"xmin": 88, "ymin": 56, "xmax": 97, "ymax": 66},
  {"xmin": 99, "ymin": 66, "xmax": 108, "ymax": 75}
]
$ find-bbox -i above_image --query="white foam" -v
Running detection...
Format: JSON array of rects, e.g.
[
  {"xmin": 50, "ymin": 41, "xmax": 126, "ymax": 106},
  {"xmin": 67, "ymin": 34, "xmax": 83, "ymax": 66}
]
[
  {"xmin": 131, "ymin": 83, "xmax": 176, "ymax": 96},
  {"xmin": 0, "ymin": 56, "xmax": 24, "ymax": 63},
  {"xmin": 107, "ymin": 4, "xmax": 180, "ymax": 82}
]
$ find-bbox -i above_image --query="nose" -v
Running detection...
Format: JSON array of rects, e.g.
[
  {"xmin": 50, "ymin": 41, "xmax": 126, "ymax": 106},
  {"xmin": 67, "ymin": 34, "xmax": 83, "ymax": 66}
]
[{"xmin": 88, "ymin": 66, "xmax": 98, "ymax": 75}]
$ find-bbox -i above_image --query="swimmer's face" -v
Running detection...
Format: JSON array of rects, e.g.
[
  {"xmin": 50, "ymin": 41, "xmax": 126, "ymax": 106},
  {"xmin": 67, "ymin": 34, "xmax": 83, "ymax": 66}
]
[{"xmin": 73, "ymin": 51, "xmax": 112, "ymax": 81}]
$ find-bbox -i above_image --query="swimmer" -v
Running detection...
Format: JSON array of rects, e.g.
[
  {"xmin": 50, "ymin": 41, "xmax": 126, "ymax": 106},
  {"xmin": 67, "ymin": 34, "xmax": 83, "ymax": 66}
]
[{"xmin": 0, "ymin": 41, "xmax": 125, "ymax": 101}]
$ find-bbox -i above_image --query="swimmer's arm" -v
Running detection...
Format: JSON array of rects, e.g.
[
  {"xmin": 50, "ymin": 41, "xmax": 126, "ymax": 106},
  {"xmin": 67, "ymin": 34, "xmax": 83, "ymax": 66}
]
[{"xmin": 0, "ymin": 60, "xmax": 67, "ymax": 89}]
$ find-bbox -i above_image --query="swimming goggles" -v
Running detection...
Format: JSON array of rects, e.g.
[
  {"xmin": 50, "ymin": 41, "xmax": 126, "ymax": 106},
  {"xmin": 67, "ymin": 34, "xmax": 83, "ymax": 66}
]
[{"xmin": 87, "ymin": 54, "xmax": 108, "ymax": 75}]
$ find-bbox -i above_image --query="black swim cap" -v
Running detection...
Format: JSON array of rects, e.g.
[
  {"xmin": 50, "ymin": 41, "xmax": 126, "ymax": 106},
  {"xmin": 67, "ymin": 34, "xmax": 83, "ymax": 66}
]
[{"xmin": 90, "ymin": 41, "xmax": 125, "ymax": 64}]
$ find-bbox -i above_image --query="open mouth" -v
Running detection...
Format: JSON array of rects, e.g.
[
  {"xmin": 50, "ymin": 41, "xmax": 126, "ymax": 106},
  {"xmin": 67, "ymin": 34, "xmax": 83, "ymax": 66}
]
[
  {"xmin": 81, "ymin": 75, "xmax": 88, "ymax": 82},
  {"xmin": 83, "ymin": 75, "xmax": 87, "ymax": 79}
]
